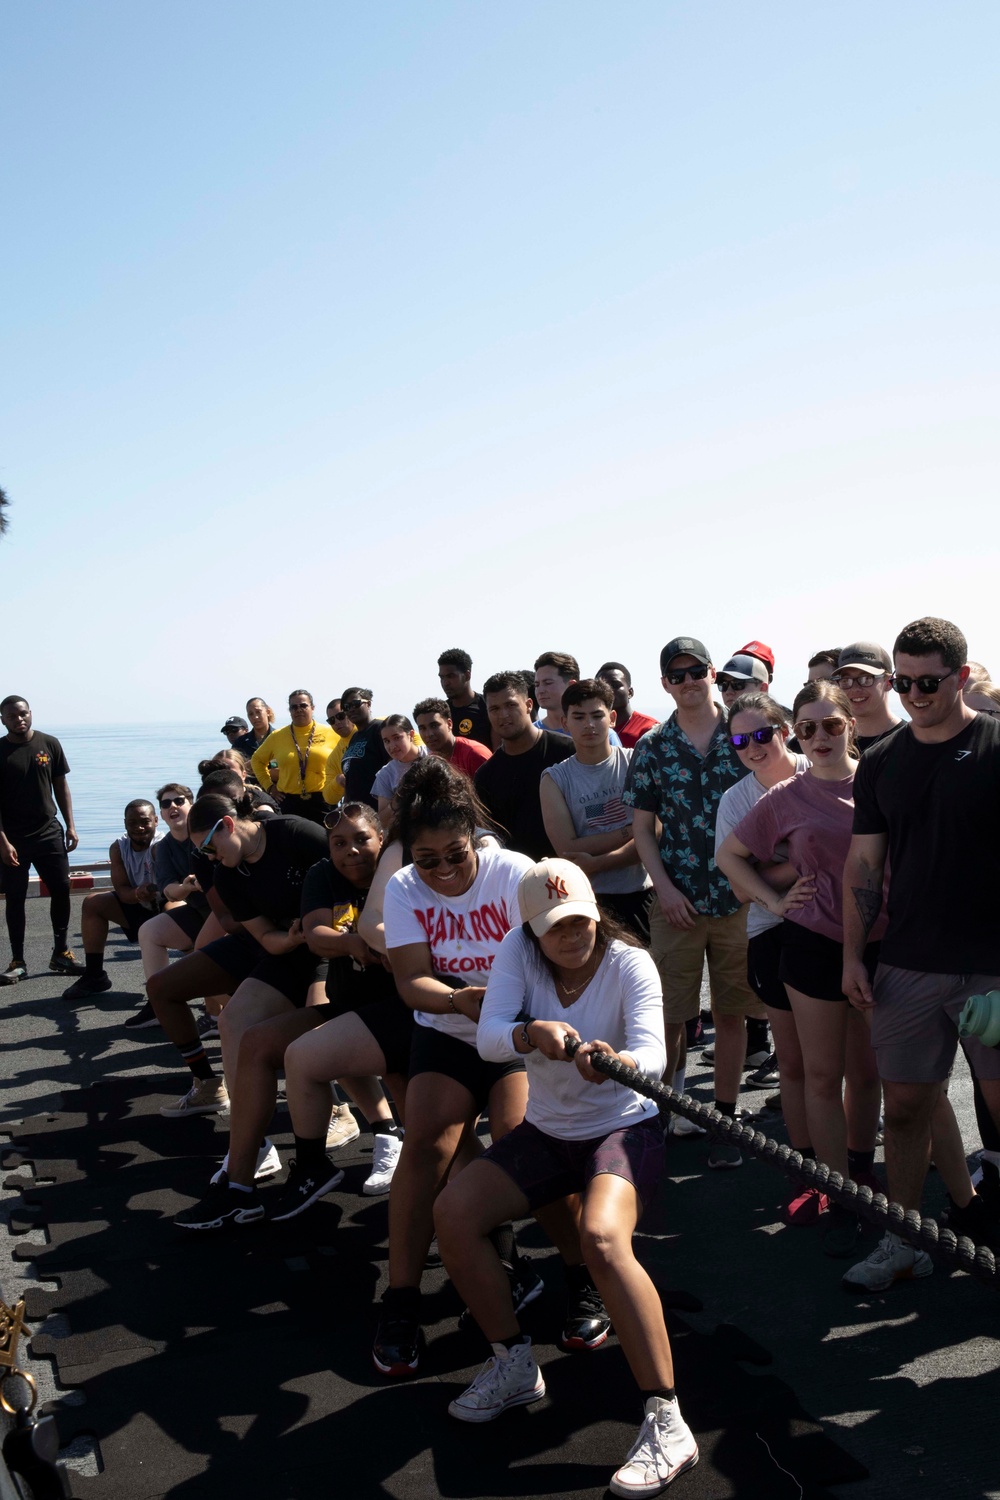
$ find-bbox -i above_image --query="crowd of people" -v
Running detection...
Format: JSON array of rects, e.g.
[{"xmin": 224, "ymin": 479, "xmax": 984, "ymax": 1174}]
[{"xmin": 3, "ymin": 623, "xmax": 1000, "ymax": 1496}]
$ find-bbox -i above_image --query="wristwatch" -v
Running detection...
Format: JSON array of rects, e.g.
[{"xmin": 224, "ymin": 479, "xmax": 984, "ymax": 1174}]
[{"xmin": 519, "ymin": 1018, "xmax": 534, "ymax": 1050}]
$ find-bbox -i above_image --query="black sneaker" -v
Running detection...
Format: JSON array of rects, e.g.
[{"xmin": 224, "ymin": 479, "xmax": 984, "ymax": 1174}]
[
  {"xmin": 124, "ymin": 1001, "xmax": 160, "ymax": 1030},
  {"xmin": 372, "ymin": 1310, "xmax": 424, "ymax": 1377},
  {"xmin": 707, "ymin": 1139, "xmax": 742, "ymax": 1170},
  {"xmin": 560, "ymin": 1273, "xmax": 611, "ymax": 1351},
  {"xmin": 822, "ymin": 1204, "xmax": 864, "ymax": 1259},
  {"xmin": 270, "ymin": 1157, "xmax": 345, "ymax": 1222},
  {"xmin": 50, "ymin": 949, "xmax": 85, "ymax": 975},
  {"xmin": 941, "ymin": 1190, "xmax": 1000, "ymax": 1250},
  {"xmin": 174, "ymin": 1174, "xmax": 265, "ymax": 1231},
  {"xmin": 63, "ymin": 972, "xmax": 113, "ymax": 1001},
  {"xmin": 510, "ymin": 1263, "xmax": 545, "ymax": 1315},
  {"xmin": 0, "ymin": 959, "xmax": 26, "ymax": 986},
  {"xmin": 748, "ymin": 1051, "xmax": 780, "ymax": 1086}
]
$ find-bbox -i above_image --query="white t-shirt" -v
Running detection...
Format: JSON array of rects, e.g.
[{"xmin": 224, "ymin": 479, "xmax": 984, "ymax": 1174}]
[
  {"xmin": 478, "ymin": 929, "xmax": 665, "ymax": 1139},
  {"xmin": 715, "ymin": 755, "xmax": 809, "ymax": 938},
  {"xmin": 383, "ymin": 843, "xmax": 533, "ymax": 1045}
]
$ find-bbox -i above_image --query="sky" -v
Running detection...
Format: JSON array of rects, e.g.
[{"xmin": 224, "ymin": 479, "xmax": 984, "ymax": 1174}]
[{"xmin": 3, "ymin": 2, "xmax": 999, "ymax": 725}]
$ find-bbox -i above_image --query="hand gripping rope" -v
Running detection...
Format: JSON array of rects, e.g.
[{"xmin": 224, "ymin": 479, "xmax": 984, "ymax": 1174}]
[{"xmin": 561, "ymin": 1038, "xmax": 1000, "ymax": 1289}]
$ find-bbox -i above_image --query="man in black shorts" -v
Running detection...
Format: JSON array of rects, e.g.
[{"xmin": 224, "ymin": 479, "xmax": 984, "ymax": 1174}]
[
  {"xmin": 62, "ymin": 800, "xmax": 164, "ymax": 1000},
  {"xmin": 842, "ymin": 616, "xmax": 1000, "ymax": 1291},
  {"xmin": 0, "ymin": 696, "xmax": 82, "ymax": 983}
]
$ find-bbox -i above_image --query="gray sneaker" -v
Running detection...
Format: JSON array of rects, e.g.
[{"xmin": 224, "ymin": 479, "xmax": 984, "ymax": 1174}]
[{"xmin": 197, "ymin": 1012, "xmax": 220, "ymax": 1041}]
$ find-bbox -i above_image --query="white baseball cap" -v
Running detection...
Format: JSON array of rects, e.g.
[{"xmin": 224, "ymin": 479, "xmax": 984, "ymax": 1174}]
[{"xmin": 518, "ymin": 858, "xmax": 601, "ymax": 936}]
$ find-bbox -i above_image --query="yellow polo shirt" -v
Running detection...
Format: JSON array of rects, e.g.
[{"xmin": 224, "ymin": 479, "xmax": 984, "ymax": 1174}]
[{"xmin": 251, "ymin": 722, "xmax": 341, "ymax": 796}]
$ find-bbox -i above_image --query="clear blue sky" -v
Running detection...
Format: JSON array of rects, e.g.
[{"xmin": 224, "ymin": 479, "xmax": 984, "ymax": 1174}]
[{"xmin": 3, "ymin": 2, "xmax": 998, "ymax": 724}]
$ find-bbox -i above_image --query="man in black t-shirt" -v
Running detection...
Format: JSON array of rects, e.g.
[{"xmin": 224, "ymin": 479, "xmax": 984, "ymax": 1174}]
[
  {"xmin": 842, "ymin": 617, "xmax": 1000, "ymax": 1292},
  {"xmin": 339, "ymin": 687, "xmax": 389, "ymax": 807},
  {"xmin": 0, "ymin": 696, "xmax": 82, "ymax": 983},
  {"xmin": 474, "ymin": 670, "xmax": 573, "ymax": 861},
  {"xmin": 436, "ymin": 648, "xmax": 493, "ymax": 748}
]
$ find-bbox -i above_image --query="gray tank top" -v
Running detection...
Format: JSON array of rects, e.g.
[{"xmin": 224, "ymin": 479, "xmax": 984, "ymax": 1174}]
[{"xmin": 542, "ymin": 749, "xmax": 651, "ymax": 895}]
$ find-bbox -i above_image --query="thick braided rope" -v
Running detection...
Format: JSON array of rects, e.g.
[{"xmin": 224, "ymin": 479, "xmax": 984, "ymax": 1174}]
[{"xmin": 562, "ymin": 1038, "xmax": 999, "ymax": 1288}]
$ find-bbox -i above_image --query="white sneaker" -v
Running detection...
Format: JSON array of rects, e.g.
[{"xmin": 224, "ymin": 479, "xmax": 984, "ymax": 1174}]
[
  {"xmin": 326, "ymin": 1103, "xmax": 361, "ymax": 1150},
  {"xmin": 842, "ymin": 1231, "xmax": 934, "ymax": 1293},
  {"xmin": 160, "ymin": 1077, "xmax": 230, "ymax": 1118},
  {"xmin": 363, "ymin": 1130, "xmax": 403, "ymax": 1196},
  {"xmin": 668, "ymin": 1113, "xmax": 706, "ymax": 1138},
  {"xmin": 610, "ymin": 1396, "xmax": 699, "ymax": 1496},
  {"xmin": 211, "ymin": 1140, "xmax": 281, "ymax": 1186},
  {"xmin": 448, "ymin": 1339, "xmax": 545, "ymax": 1423}
]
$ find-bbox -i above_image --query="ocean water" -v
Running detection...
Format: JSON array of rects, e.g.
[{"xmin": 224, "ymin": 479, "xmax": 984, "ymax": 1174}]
[{"xmin": 48, "ymin": 722, "xmax": 225, "ymax": 865}]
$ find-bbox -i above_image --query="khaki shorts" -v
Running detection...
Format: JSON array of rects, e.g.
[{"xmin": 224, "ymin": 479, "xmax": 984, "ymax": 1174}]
[
  {"xmin": 648, "ymin": 901, "xmax": 765, "ymax": 1026},
  {"xmin": 871, "ymin": 963, "xmax": 1000, "ymax": 1084}
]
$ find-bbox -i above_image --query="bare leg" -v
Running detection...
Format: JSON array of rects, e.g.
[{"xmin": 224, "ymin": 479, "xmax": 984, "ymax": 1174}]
[
  {"xmin": 435, "ymin": 1160, "xmax": 532, "ymax": 1342},
  {"xmin": 844, "ymin": 1007, "xmax": 881, "ymax": 1152},
  {"xmin": 339, "ymin": 1075, "xmax": 392, "ymax": 1124},
  {"xmin": 767, "ymin": 1006, "xmax": 810, "ymax": 1148},
  {"xmin": 387, "ymin": 1072, "xmax": 473, "ymax": 1288},
  {"xmin": 285, "ymin": 1012, "xmax": 396, "ymax": 1136},
  {"xmin": 148, "ymin": 949, "xmax": 239, "ymax": 1049},
  {"xmin": 80, "ymin": 890, "xmax": 126, "ymax": 956},
  {"xmin": 883, "ymin": 1080, "xmax": 941, "ymax": 1210},
  {"xmin": 581, "ymin": 1174, "xmax": 674, "ymax": 1389},
  {"xmin": 663, "ymin": 1020, "xmax": 686, "ymax": 1086},
  {"xmin": 786, "ymin": 988, "xmax": 849, "ymax": 1180},
  {"xmin": 930, "ymin": 1090, "xmax": 974, "ymax": 1208},
  {"xmin": 138, "ymin": 911, "xmax": 192, "ymax": 981},
  {"xmin": 227, "ymin": 1010, "xmax": 321, "ymax": 1185},
  {"xmin": 194, "ymin": 913, "xmax": 229, "ymax": 1017},
  {"xmin": 711, "ymin": 1012, "xmax": 746, "ymax": 1104},
  {"xmin": 218, "ymin": 979, "xmax": 294, "ymax": 1098}
]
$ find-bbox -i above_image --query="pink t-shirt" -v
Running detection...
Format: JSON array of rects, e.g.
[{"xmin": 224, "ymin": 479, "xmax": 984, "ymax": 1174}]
[{"xmin": 734, "ymin": 772, "xmax": 888, "ymax": 943}]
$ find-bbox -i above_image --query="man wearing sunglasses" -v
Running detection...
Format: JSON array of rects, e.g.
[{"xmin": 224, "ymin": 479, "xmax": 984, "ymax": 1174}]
[
  {"xmin": 623, "ymin": 637, "xmax": 763, "ymax": 1169},
  {"xmin": 831, "ymin": 642, "xmax": 901, "ymax": 752},
  {"xmin": 842, "ymin": 616, "xmax": 1000, "ymax": 1291},
  {"xmin": 716, "ymin": 654, "xmax": 770, "ymax": 713}
]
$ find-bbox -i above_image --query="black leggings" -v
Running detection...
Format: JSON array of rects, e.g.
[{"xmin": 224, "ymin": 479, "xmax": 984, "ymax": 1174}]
[{"xmin": 2, "ymin": 832, "xmax": 71, "ymax": 956}]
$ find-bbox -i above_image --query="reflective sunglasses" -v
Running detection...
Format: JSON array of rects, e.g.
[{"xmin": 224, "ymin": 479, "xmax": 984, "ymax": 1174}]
[
  {"xmin": 412, "ymin": 843, "xmax": 473, "ymax": 871},
  {"xmin": 196, "ymin": 817, "xmax": 226, "ymax": 857},
  {"xmin": 832, "ymin": 672, "xmax": 883, "ymax": 689},
  {"xmin": 664, "ymin": 665, "xmax": 710, "ymax": 687},
  {"xmin": 728, "ymin": 725, "xmax": 782, "ymax": 750},
  {"xmin": 889, "ymin": 670, "xmax": 957, "ymax": 696},
  {"xmin": 792, "ymin": 716, "xmax": 849, "ymax": 741},
  {"xmin": 323, "ymin": 802, "xmax": 369, "ymax": 830},
  {"xmin": 289, "ymin": 701, "xmax": 312, "ymax": 712},
  {"xmin": 159, "ymin": 796, "xmax": 189, "ymax": 808}
]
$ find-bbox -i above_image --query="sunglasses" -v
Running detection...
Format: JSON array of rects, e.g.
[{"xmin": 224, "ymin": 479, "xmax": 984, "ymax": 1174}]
[
  {"xmin": 728, "ymin": 725, "xmax": 782, "ymax": 750},
  {"xmin": 717, "ymin": 677, "xmax": 754, "ymax": 694},
  {"xmin": 832, "ymin": 672, "xmax": 883, "ymax": 689},
  {"xmin": 197, "ymin": 817, "xmax": 226, "ymax": 857},
  {"xmin": 976, "ymin": 706, "xmax": 1000, "ymax": 717},
  {"xmin": 889, "ymin": 670, "xmax": 957, "ymax": 696},
  {"xmin": 792, "ymin": 716, "xmax": 849, "ymax": 741},
  {"xmin": 342, "ymin": 700, "xmax": 368, "ymax": 713},
  {"xmin": 412, "ymin": 843, "xmax": 473, "ymax": 871},
  {"xmin": 665, "ymin": 665, "xmax": 710, "ymax": 687},
  {"xmin": 159, "ymin": 796, "xmax": 189, "ymax": 808},
  {"xmin": 323, "ymin": 802, "xmax": 369, "ymax": 830},
  {"xmin": 289, "ymin": 702, "xmax": 312, "ymax": 712}
]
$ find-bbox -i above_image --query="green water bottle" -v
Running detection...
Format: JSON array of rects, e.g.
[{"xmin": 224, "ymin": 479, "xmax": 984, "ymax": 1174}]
[{"xmin": 958, "ymin": 991, "xmax": 1000, "ymax": 1049}]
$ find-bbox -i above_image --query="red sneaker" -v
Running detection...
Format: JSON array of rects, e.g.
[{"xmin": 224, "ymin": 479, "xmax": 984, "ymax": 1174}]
[{"xmin": 784, "ymin": 1186, "xmax": 829, "ymax": 1225}]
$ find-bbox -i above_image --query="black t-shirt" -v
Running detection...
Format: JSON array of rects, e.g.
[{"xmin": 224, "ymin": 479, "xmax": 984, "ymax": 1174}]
[
  {"xmin": 856, "ymin": 723, "xmax": 903, "ymax": 754},
  {"xmin": 853, "ymin": 716, "xmax": 1000, "ymax": 972},
  {"xmin": 341, "ymin": 720, "xmax": 389, "ymax": 807},
  {"xmin": 0, "ymin": 732, "xmax": 70, "ymax": 841},
  {"xmin": 301, "ymin": 857, "xmax": 398, "ymax": 1007},
  {"xmin": 473, "ymin": 729, "xmax": 574, "ymax": 862},
  {"xmin": 215, "ymin": 816, "xmax": 329, "ymax": 926},
  {"xmin": 449, "ymin": 693, "xmax": 492, "ymax": 749}
]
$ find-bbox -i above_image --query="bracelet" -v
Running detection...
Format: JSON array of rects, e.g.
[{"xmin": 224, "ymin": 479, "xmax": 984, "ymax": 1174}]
[
  {"xmin": 519, "ymin": 1018, "xmax": 534, "ymax": 1049},
  {"xmin": 447, "ymin": 994, "xmax": 457, "ymax": 1013}
]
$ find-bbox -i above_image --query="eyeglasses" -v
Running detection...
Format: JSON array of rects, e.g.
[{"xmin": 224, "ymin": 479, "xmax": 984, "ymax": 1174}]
[
  {"xmin": 323, "ymin": 802, "xmax": 369, "ymax": 830},
  {"xmin": 889, "ymin": 670, "xmax": 957, "ymax": 696},
  {"xmin": 717, "ymin": 678, "xmax": 753, "ymax": 694},
  {"xmin": 728, "ymin": 726, "xmax": 782, "ymax": 750},
  {"xmin": 832, "ymin": 672, "xmax": 883, "ymax": 689},
  {"xmin": 412, "ymin": 843, "xmax": 473, "ymax": 871},
  {"xmin": 196, "ymin": 817, "xmax": 226, "ymax": 857},
  {"xmin": 792, "ymin": 716, "xmax": 849, "ymax": 741},
  {"xmin": 664, "ymin": 665, "xmax": 710, "ymax": 687},
  {"xmin": 159, "ymin": 797, "xmax": 188, "ymax": 808}
]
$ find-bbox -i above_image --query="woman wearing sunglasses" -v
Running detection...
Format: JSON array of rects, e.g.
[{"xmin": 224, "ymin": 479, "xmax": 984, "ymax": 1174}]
[
  {"xmin": 714, "ymin": 697, "xmax": 819, "ymax": 1222},
  {"xmin": 716, "ymin": 681, "xmax": 884, "ymax": 1257}
]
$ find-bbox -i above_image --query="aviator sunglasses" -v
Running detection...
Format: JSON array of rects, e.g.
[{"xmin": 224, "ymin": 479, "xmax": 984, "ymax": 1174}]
[
  {"xmin": 792, "ymin": 716, "xmax": 848, "ymax": 741},
  {"xmin": 323, "ymin": 802, "xmax": 369, "ymax": 830},
  {"xmin": 664, "ymin": 665, "xmax": 710, "ymax": 687},
  {"xmin": 728, "ymin": 725, "xmax": 782, "ymax": 750},
  {"xmin": 889, "ymin": 670, "xmax": 957, "ymax": 696}
]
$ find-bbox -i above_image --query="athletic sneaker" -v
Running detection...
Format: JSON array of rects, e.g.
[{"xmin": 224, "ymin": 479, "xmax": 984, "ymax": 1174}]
[
  {"xmin": 174, "ymin": 1173, "xmax": 266, "ymax": 1230},
  {"xmin": 124, "ymin": 1001, "xmax": 159, "ymax": 1030},
  {"xmin": 667, "ymin": 1114, "xmax": 706, "ymax": 1138},
  {"xmin": 363, "ymin": 1131, "xmax": 403, "ymax": 1195},
  {"xmin": 822, "ymin": 1204, "xmax": 863, "ymax": 1259},
  {"xmin": 448, "ymin": 1339, "xmax": 545, "ymax": 1423},
  {"xmin": 50, "ymin": 949, "xmax": 85, "ymax": 975},
  {"xmin": 784, "ymin": 1186, "xmax": 829, "ymax": 1226},
  {"xmin": 510, "ymin": 1263, "xmax": 545, "ymax": 1315},
  {"xmin": 765, "ymin": 1092, "xmax": 782, "ymax": 1112},
  {"xmin": 701, "ymin": 1045, "xmax": 715, "ymax": 1064},
  {"xmin": 159, "ymin": 1077, "xmax": 230, "ymax": 1117},
  {"xmin": 748, "ymin": 1051, "xmax": 780, "ymax": 1086},
  {"xmin": 560, "ymin": 1274, "xmax": 610, "ymax": 1351},
  {"xmin": 372, "ymin": 1311, "xmax": 424, "ymax": 1377},
  {"xmin": 196, "ymin": 1012, "xmax": 220, "ymax": 1041},
  {"xmin": 326, "ymin": 1102, "xmax": 361, "ymax": 1150},
  {"xmin": 744, "ymin": 1048, "xmax": 772, "ymax": 1070},
  {"xmin": 842, "ymin": 1231, "xmax": 934, "ymax": 1293},
  {"xmin": 270, "ymin": 1157, "xmax": 345, "ymax": 1221},
  {"xmin": 707, "ymin": 1140, "xmax": 742, "ymax": 1170},
  {"xmin": 940, "ymin": 1190, "xmax": 1000, "ymax": 1249},
  {"xmin": 63, "ymin": 971, "xmax": 113, "ymax": 1000},
  {"xmin": 211, "ymin": 1140, "xmax": 282, "ymax": 1186},
  {"xmin": 0, "ymin": 959, "xmax": 27, "ymax": 986},
  {"xmin": 610, "ymin": 1396, "xmax": 699, "ymax": 1496}
]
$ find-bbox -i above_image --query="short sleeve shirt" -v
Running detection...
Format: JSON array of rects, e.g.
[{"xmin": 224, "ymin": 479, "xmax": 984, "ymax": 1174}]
[
  {"xmin": 0, "ymin": 733, "xmax": 70, "ymax": 840},
  {"xmin": 622, "ymin": 712, "xmax": 746, "ymax": 917}
]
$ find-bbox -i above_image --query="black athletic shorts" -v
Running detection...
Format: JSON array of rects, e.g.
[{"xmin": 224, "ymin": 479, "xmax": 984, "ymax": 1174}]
[
  {"xmin": 779, "ymin": 922, "xmax": 880, "ymax": 1005},
  {"xmin": 200, "ymin": 933, "xmax": 326, "ymax": 1008},
  {"xmin": 165, "ymin": 903, "xmax": 207, "ymax": 944},
  {"xmin": 0, "ymin": 823, "xmax": 69, "ymax": 900},
  {"xmin": 747, "ymin": 925, "xmax": 790, "ymax": 1012},
  {"xmin": 118, "ymin": 902, "xmax": 157, "ymax": 945},
  {"xmin": 408, "ymin": 1023, "xmax": 525, "ymax": 1112}
]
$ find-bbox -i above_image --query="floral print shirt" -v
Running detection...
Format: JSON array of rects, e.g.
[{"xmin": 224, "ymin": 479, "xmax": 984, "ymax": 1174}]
[{"xmin": 622, "ymin": 711, "xmax": 747, "ymax": 918}]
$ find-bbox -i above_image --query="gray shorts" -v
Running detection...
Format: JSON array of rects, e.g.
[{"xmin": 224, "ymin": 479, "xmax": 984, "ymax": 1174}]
[{"xmin": 870, "ymin": 963, "xmax": 1000, "ymax": 1084}]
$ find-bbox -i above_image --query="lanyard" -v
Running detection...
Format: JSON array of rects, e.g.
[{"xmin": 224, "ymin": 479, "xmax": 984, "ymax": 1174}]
[{"xmin": 289, "ymin": 723, "xmax": 316, "ymax": 791}]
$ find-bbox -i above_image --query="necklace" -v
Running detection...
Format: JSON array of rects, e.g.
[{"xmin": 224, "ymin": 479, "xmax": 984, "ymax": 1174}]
[
  {"xmin": 556, "ymin": 955, "xmax": 599, "ymax": 998},
  {"xmin": 290, "ymin": 722, "xmax": 317, "ymax": 799},
  {"xmin": 238, "ymin": 824, "xmax": 265, "ymax": 874}
]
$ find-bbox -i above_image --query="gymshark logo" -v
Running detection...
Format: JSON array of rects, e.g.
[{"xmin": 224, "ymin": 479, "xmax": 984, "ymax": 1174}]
[{"xmin": 955, "ymin": 750, "xmax": 972, "ymax": 761}]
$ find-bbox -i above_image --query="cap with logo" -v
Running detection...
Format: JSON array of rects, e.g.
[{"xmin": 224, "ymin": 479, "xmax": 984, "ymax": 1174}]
[
  {"xmin": 719, "ymin": 654, "xmax": 769, "ymax": 687},
  {"xmin": 220, "ymin": 716, "xmax": 249, "ymax": 734},
  {"xmin": 518, "ymin": 858, "xmax": 601, "ymax": 937},
  {"xmin": 738, "ymin": 640, "xmax": 775, "ymax": 675},
  {"xmin": 659, "ymin": 637, "xmax": 711, "ymax": 675},
  {"xmin": 836, "ymin": 642, "xmax": 892, "ymax": 675}
]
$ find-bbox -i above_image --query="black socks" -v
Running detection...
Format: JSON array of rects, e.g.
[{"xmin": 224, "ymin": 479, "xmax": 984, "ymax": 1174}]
[
  {"xmin": 294, "ymin": 1134, "xmax": 330, "ymax": 1171},
  {"xmin": 641, "ymin": 1386, "xmax": 676, "ymax": 1404},
  {"xmin": 847, "ymin": 1147, "xmax": 875, "ymax": 1176},
  {"xmin": 85, "ymin": 952, "xmax": 105, "ymax": 978},
  {"xmin": 178, "ymin": 1041, "xmax": 215, "ymax": 1081},
  {"xmin": 371, "ymin": 1119, "xmax": 402, "ymax": 1138}
]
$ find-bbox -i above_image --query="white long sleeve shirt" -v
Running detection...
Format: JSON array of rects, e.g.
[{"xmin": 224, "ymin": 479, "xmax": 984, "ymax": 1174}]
[{"xmin": 478, "ymin": 929, "xmax": 666, "ymax": 1139}]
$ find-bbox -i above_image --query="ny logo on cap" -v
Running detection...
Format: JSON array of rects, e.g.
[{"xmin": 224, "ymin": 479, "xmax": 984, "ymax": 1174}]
[{"xmin": 546, "ymin": 875, "xmax": 568, "ymax": 901}]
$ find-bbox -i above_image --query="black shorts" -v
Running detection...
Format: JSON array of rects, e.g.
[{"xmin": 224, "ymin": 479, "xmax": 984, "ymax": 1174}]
[
  {"xmin": 408, "ymin": 1023, "xmax": 525, "ymax": 1112},
  {"xmin": 278, "ymin": 793, "xmax": 328, "ymax": 825},
  {"xmin": 599, "ymin": 889, "xmax": 654, "ymax": 946},
  {"xmin": 119, "ymin": 902, "xmax": 157, "ymax": 945},
  {"xmin": 779, "ymin": 922, "xmax": 880, "ymax": 1005},
  {"xmin": 200, "ymin": 933, "xmax": 326, "ymax": 1008},
  {"xmin": 484, "ymin": 1115, "xmax": 665, "ymax": 1213},
  {"xmin": 164, "ymin": 903, "xmax": 206, "ymax": 944},
  {"xmin": 747, "ymin": 925, "xmax": 790, "ymax": 1012},
  {"xmin": 0, "ymin": 823, "xmax": 69, "ymax": 900}
]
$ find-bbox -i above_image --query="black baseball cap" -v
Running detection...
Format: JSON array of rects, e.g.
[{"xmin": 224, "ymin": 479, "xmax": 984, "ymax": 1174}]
[
  {"xmin": 220, "ymin": 716, "xmax": 249, "ymax": 734},
  {"xmin": 660, "ymin": 637, "xmax": 711, "ymax": 675}
]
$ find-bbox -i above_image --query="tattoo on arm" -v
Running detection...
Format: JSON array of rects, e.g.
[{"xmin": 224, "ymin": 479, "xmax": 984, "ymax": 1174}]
[{"xmin": 852, "ymin": 883, "xmax": 882, "ymax": 938}]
